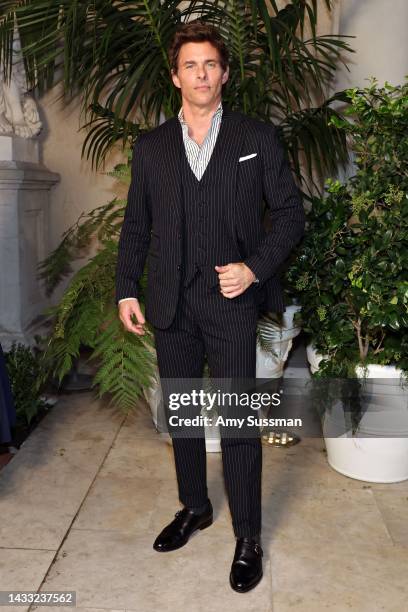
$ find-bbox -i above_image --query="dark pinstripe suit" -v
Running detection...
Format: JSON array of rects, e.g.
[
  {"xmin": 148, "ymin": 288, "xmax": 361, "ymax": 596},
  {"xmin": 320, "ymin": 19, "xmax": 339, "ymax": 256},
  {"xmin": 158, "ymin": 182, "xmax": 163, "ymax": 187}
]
[
  {"xmin": 116, "ymin": 104, "xmax": 305, "ymax": 538},
  {"xmin": 116, "ymin": 105, "xmax": 305, "ymax": 324}
]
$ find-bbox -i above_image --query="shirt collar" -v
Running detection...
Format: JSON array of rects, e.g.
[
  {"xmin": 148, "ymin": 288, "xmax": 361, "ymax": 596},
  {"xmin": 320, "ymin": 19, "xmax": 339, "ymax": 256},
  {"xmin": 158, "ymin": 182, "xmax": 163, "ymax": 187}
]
[{"xmin": 178, "ymin": 100, "xmax": 223, "ymax": 125}]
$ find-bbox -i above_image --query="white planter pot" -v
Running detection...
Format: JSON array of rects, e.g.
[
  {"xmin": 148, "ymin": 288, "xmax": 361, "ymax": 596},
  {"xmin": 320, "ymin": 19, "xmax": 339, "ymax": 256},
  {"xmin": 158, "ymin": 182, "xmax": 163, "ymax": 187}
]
[
  {"xmin": 256, "ymin": 305, "xmax": 302, "ymax": 378},
  {"xmin": 143, "ymin": 367, "xmax": 162, "ymax": 430},
  {"xmin": 143, "ymin": 367, "xmax": 221, "ymax": 452},
  {"xmin": 321, "ymin": 363, "xmax": 408, "ymax": 483},
  {"xmin": 306, "ymin": 343, "xmax": 327, "ymax": 374},
  {"xmin": 203, "ymin": 415, "xmax": 221, "ymax": 453}
]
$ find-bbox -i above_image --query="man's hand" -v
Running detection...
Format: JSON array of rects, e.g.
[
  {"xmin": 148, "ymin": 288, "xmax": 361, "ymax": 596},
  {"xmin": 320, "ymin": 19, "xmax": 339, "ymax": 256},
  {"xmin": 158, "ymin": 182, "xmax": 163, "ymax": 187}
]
[
  {"xmin": 215, "ymin": 263, "xmax": 256, "ymax": 299},
  {"xmin": 118, "ymin": 298, "xmax": 146, "ymax": 335}
]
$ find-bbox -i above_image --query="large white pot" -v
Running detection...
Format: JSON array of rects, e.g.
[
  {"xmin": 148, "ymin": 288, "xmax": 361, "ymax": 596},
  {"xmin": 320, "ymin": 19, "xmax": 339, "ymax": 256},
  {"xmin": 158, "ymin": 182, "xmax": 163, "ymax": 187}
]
[
  {"xmin": 143, "ymin": 367, "xmax": 221, "ymax": 452},
  {"xmin": 306, "ymin": 343, "xmax": 327, "ymax": 374},
  {"xmin": 202, "ymin": 413, "xmax": 221, "ymax": 453},
  {"xmin": 143, "ymin": 367, "xmax": 162, "ymax": 430},
  {"xmin": 256, "ymin": 304, "xmax": 302, "ymax": 378},
  {"xmin": 311, "ymin": 352, "xmax": 408, "ymax": 483}
]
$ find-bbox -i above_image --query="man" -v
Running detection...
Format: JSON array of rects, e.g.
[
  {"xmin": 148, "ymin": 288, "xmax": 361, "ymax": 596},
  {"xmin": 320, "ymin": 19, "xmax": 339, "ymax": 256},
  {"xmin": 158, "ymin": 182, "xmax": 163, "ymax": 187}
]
[{"xmin": 116, "ymin": 20, "xmax": 305, "ymax": 593}]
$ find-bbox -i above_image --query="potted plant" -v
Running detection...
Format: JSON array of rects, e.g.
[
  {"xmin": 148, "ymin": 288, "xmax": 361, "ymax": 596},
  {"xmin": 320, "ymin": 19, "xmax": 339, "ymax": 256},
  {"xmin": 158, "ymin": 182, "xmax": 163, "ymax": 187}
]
[
  {"xmin": 288, "ymin": 78, "xmax": 408, "ymax": 482},
  {"xmin": 17, "ymin": 2, "xmax": 354, "ymax": 419},
  {"xmin": 256, "ymin": 302, "xmax": 302, "ymax": 380},
  {"xmin": 3, "ymin": 341, "xmax": 55, "ymax": 449},
  {"xmin": 145, "ymin": 360, "xmax": 222, "ymax": 453},
  {"xmin": 36, "ymin": 155, "xmax": 158, "ymax": 412}
]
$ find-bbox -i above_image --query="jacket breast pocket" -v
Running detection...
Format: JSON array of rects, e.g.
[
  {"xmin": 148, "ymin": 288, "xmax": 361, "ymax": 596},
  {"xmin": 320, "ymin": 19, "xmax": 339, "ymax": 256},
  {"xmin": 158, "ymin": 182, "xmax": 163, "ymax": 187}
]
[{"xmin": 237, "ymin": 155, "xmax": 261, "ymax": 188}]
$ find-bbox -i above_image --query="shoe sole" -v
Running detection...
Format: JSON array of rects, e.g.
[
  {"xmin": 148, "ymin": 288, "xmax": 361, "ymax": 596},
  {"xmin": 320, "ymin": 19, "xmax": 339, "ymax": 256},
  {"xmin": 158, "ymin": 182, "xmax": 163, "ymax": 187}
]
[
  {"xmin": 229, "ymin": 570, "xmax": 263, "ymax": 593},
  {"xmin": 153, "ymin": 516, "xmax": 213, "ymax": 552}
]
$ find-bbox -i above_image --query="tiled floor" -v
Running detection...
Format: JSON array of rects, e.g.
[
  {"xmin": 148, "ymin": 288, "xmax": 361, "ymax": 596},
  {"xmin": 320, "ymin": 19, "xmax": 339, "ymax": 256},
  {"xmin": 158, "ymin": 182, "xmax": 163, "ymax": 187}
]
[{"xmin": 0, "ymin": 346, "xmax": 407, "ymax": 612}]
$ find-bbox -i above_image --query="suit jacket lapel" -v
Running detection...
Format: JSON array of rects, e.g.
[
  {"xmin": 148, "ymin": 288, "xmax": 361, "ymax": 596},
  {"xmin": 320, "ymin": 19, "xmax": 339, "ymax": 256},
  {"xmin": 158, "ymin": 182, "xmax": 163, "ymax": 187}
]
[
  {"xmin": 159, "ymin": 103, "xmax": 245, "ymax": 225},
  {"xmin": 159, "ymin": 116, "xmax": 183, "ymax": 222}
]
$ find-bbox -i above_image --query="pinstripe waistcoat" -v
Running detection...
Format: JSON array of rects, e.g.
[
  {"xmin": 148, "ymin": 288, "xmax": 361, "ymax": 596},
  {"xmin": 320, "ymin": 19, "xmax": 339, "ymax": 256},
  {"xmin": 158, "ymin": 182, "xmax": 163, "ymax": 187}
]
[
  {"xmin": 180, "ymin": 131, "xmax": 248, "ymax": 290},
  {"xmin": 115, "ymin": 104, "xmax": 305, "ymax": 329}
]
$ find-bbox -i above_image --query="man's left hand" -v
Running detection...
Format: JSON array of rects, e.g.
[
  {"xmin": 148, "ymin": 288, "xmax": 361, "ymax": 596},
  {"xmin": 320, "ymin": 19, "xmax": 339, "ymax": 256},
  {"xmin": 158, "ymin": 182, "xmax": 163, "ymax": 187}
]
[{"xmin": 215, "ymin": 263, "xmax": 256, "ymax": 299}]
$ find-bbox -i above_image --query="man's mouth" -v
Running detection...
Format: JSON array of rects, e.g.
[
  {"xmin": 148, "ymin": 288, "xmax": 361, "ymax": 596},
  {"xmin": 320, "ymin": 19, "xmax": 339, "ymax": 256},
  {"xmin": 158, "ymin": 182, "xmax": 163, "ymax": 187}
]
[{"xmin": 196, "ymin": 86, "xmax": 210, "ymax": 90}]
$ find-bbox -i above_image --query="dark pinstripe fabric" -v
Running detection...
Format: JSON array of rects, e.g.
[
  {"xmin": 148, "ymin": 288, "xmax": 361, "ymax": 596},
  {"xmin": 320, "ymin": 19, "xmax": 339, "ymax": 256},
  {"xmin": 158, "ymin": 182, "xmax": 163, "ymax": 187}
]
[
  {"xmin": 180, "ymin": 126, "xmax": 247, "ymax": 289},
  {"xmin": 155, "ymin": 146, "xmax": 263, "ymax": 538},
  {"xmin": 115, "ymin": 103, "xmax": 305, "ymax": 539},
  {"xmin": 115, "ymin": 104, "xmax": 305, "ymax": 328},
  {"xmin": 154, "ymin": 268, "xmax": 261, "ymax": 538}
]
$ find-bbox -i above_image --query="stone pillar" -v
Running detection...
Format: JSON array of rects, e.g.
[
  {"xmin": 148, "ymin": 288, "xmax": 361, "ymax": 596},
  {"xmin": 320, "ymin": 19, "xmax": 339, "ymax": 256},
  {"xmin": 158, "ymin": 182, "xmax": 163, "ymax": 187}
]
[{"xmin": 0, "ymin": 136, "xmax": 60, "ymax": 349}]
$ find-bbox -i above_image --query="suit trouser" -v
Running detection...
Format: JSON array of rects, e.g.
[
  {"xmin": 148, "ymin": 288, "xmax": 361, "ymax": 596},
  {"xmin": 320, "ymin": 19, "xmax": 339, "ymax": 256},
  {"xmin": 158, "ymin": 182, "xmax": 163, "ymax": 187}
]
[{"xmin": 152, "ymin": 269, "xmax": 262, "ymax": 538}]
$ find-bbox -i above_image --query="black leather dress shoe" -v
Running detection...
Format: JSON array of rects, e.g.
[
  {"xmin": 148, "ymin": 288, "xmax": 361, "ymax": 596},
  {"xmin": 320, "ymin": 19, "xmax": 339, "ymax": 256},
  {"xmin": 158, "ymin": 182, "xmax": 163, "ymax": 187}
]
[
  {"xmin": 229, "ymin": 537, "xmax": 263, "ymax": 593},
  {"xmin": 153, "ymin": 501, "xmax": 213, "ymax": 552}
]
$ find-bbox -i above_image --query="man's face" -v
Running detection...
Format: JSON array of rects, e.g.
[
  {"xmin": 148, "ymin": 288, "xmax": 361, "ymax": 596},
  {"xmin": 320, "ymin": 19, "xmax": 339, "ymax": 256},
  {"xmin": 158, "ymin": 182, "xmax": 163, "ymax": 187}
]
[{"xmin": 171, "ymin": 41, "xmax": 229, "ymax": 108}]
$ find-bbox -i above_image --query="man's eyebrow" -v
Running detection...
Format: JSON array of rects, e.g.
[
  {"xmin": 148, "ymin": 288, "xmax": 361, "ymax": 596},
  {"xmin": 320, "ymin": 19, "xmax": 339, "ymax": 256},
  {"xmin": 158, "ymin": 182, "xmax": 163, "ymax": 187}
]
[{"xmin": 182, "ymin": 59, "xmax": 219, "ymax": 65}]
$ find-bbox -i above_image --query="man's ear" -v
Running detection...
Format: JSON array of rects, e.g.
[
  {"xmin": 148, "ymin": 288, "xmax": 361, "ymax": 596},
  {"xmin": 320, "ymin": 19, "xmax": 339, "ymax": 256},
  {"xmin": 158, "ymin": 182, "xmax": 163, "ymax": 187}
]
[
  {"xmin": 221, "ymin": 66, "xmax": 229, "ymax": 85},
  {"xmin": 171, "ymin": 68, "xmax": 181, "ymax": 89}
]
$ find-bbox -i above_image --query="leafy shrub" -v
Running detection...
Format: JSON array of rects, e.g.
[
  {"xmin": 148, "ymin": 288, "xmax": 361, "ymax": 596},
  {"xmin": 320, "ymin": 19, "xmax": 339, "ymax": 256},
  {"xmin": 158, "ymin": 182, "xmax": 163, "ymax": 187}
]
[
  {"xmin": 288, "ymin": 78, "xmax": 408, "ymax": 377},
  {"xmin": 4, "ymin": 342, "xmax": 48, "ymax": 426}
]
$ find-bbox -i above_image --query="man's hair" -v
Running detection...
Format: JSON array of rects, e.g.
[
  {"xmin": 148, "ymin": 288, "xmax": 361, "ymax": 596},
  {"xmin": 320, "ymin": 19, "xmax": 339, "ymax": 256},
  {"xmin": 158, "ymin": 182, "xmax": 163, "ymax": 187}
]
[{"xmin": 168, "ymin": 20, "xmax": 229, "ymax": 74}]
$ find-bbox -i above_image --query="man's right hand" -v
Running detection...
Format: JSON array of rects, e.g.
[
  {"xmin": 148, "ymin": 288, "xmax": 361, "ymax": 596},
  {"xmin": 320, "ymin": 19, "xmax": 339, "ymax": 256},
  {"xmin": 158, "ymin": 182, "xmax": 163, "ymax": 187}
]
[{"xmin": 118, "ymin": 298, "xmax": 146, "ymax": 336}]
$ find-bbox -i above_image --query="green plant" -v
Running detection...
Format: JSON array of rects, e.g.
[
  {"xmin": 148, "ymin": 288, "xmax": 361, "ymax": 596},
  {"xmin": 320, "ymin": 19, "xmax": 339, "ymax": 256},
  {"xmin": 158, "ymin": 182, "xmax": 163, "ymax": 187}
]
[
  {"xmin": 0, "ymin": 0, "xmax": 353, "ymax": 193},
  {"xmin": 288, "ymin": 78, "xmax": 408, "ymax": 378},
  {"xmin": 37, "ymin": 154, "xmax": 157, "ymax": 412},
  {"xmin": 2, "ymin": 1, "xmax": 355, "ymax": 412},
  {"xmin": 4, "ymin": 342, "xmax": 48, "ymax": 426}
]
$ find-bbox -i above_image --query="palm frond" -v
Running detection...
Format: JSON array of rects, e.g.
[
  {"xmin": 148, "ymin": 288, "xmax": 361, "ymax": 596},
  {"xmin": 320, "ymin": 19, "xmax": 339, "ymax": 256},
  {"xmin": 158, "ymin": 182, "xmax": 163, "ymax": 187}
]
[
  {"xmin": 0, "ymin": 0, "xmax": 354, "ymax": 174},
  {"xmin": 281, "ymin": 94, "xmax": 351, "ymax": 194}
]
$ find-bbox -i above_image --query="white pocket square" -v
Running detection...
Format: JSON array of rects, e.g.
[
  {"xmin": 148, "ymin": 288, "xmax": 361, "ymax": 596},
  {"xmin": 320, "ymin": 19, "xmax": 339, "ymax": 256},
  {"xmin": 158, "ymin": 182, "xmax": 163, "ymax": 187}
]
[{"xmin": 239, "ymin": 153, "xmax": 257, "ymax": 162}]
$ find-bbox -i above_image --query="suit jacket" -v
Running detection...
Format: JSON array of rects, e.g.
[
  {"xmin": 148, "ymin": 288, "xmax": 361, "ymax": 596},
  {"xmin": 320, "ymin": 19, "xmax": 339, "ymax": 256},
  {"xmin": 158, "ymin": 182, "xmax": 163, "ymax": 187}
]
[{"xmin": 115, "ymin": 104, "xmax": 306, "ymax": 329}]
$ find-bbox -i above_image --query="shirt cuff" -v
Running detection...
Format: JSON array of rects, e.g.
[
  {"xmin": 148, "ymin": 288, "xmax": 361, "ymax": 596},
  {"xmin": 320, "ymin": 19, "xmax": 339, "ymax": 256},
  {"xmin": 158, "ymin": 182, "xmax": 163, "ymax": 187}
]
[{"xmin": 118, "ymin": 297, "xmax": 138, "ymax": 304}]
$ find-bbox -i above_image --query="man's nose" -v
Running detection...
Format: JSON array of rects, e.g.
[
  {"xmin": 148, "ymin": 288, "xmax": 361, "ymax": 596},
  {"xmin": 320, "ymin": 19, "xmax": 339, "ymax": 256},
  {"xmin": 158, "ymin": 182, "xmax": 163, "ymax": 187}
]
[{"xmin": 196, "ymin": 65, "xmax": 208, "ymax": 79}]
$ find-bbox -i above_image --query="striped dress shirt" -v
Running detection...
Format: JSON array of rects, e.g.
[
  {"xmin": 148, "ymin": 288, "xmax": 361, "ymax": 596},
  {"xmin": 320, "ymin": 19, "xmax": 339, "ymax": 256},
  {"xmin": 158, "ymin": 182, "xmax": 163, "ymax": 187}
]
[
  {"xmin": 178, "ymin": 100, "xmax": 223, "ymax": 180},
  {"xmin": 119, "ymin": 101, "xmax": 223, "ymax": 303}
]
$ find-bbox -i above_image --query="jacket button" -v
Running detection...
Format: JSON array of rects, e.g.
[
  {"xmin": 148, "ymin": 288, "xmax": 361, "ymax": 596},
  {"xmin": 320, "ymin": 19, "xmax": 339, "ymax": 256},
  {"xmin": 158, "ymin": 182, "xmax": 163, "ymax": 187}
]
[{"xmin": 177, "ymin": 264, "xmax": 182, "ymax": 271}]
